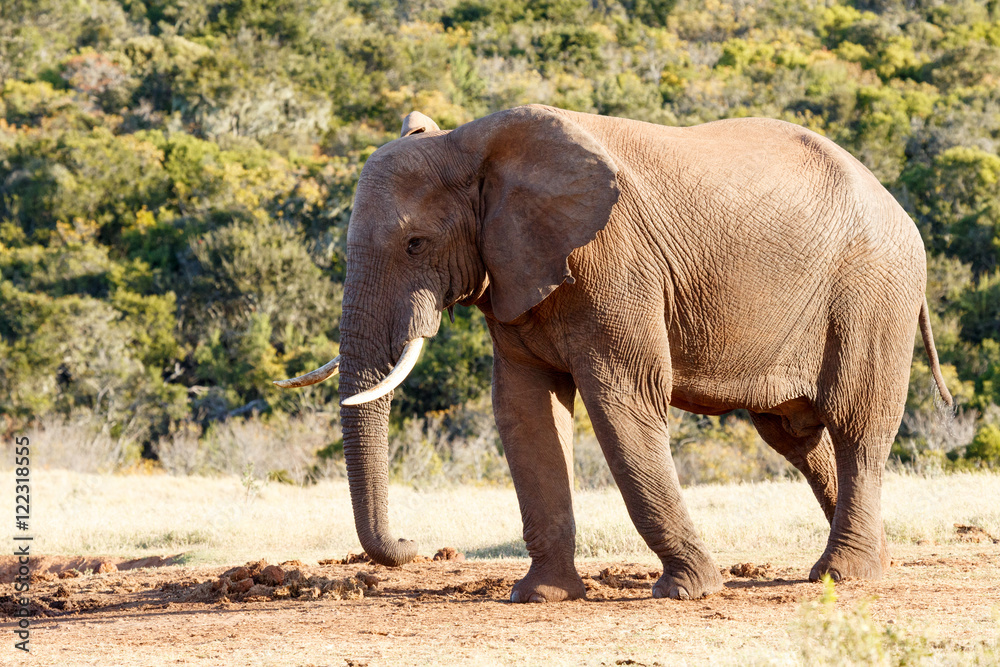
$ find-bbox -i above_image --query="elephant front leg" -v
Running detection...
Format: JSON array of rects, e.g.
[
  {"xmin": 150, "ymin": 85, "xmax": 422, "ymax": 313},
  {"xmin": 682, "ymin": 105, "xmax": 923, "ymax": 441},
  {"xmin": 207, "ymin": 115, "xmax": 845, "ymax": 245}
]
[
  {"xmin": 576, "ymin": 367, "xmax": 724, "ymax": 601},
  {"xmin": 493, "ymin": 357, "xmax": 585, "ymax": 603}
]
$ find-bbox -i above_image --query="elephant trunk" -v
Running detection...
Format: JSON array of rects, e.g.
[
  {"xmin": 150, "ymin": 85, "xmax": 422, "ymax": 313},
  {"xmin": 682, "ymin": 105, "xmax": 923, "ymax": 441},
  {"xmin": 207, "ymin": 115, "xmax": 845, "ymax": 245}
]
[{"xmin": 337, "ymin": 323, "xmax": 418, "ymax": 567}]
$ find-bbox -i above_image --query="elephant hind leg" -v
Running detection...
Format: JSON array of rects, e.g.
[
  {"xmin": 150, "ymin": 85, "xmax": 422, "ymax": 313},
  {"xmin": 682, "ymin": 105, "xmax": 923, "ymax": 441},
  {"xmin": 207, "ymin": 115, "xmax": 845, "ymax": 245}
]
[
  {"xmin": 752, "ymin": 406, "xmax": 895, "ymax": 577},
  {"xmin": 809, "ymin": 424, "xmax": 896, "ymax": 582},
  {"xmin": 749, "ymin": 410, "xmax": 837, "ymax": 524},
  {"xmin": 809, "ymin": 299, "xmax": 916, "ymax": 581}
]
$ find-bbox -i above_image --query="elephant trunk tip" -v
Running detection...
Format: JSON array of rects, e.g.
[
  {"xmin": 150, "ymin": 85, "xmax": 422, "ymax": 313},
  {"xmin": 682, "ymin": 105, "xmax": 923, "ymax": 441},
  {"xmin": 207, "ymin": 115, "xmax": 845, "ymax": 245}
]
[{"xmin": 361, "ymin": 536, "xmax": 419, "ymax": 567}]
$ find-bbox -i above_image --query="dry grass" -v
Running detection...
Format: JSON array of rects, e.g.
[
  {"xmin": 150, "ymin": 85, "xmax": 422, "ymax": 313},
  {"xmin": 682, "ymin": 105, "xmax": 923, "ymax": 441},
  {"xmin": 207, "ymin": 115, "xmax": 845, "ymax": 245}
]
[
  {"xmin": 155, "ymin": 411, "xmax": 344, "ymax": 483},
  {"xmin": 14, "ymin": 403, "xmax": 806, "ymax": 489},
  {"xmin": 4, "ymin": 469, "xmax": 997, "ymax": 570}
]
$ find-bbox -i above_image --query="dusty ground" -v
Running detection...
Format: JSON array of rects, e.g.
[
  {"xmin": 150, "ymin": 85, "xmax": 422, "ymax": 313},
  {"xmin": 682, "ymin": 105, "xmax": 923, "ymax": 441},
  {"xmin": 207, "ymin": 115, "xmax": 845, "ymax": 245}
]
[
  {"xmin": 2, "ymin": 472, "xmax": 997, "ymax": 664},
  {"xmin": 2, "ymin": 542, "xmax": 998, "ymax": 666}
]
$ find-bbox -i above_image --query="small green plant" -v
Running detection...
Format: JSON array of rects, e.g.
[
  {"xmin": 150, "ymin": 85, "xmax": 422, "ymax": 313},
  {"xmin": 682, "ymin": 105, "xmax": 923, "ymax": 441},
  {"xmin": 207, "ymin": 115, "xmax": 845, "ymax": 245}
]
[
  {"xmin": 240, "ymin": 462, "xmax": 263, "ymax": 504},
  {"xmin": 795, "ymin": 575, "xmax": 930, "ymax": 666}
]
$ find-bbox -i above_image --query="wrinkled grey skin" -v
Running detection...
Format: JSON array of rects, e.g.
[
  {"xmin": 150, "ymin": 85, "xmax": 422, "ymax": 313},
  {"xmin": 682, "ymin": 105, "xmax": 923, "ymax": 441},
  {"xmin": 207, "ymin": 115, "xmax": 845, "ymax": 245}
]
[{"xmin": 335, "ymin": 105, "xmax": 952, "ymax": 602}]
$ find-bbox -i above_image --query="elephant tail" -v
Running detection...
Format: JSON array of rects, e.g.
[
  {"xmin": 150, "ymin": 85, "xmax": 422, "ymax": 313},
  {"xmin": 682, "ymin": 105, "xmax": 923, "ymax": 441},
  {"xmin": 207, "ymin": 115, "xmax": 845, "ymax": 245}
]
[{"xmin": 919, "ymin": 298, "xmax": 954, "ymax": 408}]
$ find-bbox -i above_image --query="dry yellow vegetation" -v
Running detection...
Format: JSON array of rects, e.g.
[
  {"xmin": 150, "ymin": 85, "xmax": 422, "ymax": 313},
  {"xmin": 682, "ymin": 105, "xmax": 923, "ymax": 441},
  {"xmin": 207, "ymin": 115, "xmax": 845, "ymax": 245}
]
[{"xmin": 8, "ymin": 469, "xmax": 998, "ymax": 567}]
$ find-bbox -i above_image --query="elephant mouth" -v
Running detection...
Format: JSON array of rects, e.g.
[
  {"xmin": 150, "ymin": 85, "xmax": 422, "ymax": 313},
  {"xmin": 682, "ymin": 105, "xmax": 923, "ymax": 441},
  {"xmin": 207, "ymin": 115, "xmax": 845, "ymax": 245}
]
[{"xmin": 272, "ymin": 338, "xmax": 426, "ymax": 406}]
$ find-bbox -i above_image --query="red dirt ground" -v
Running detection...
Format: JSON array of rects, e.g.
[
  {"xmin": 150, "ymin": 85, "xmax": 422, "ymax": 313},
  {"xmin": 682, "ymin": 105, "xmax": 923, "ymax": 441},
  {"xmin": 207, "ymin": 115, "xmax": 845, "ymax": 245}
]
[{"xmin": 2, "ymin": 545, "xmax": 998, "ymax": 666}]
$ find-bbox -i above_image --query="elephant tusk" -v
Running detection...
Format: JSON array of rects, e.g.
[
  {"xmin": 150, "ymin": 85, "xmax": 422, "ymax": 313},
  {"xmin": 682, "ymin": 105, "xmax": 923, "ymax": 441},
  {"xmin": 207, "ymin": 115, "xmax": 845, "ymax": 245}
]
[
  {"xmin": 341, "ymin": 338, "xmax": 424, "ymax": 406},
  {"xmin": 273, "ymin": 355, "xmax": 341, "ymax": 388}
]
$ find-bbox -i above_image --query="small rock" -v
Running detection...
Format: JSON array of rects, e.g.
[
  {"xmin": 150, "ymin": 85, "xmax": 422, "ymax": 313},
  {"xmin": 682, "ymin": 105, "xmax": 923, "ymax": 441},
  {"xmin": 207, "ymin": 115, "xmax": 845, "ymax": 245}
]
[
  {"xmin": 257, "ymin": 565, "xmax": 285, "ymax": 586},
  {"xmin": 246, "ymin": 560, "xmax": 269, "ymax": 577},
  {"xmin": 97, "ymin": 562, "xmax": 118, "ymax": 574},
  {"xmin": 54, "ymin": 585, "xmax": 71, "ymax": 598},
  {"xmin": 433, "ymin": 547, "xmax": 465, "ymax": 562},
  {"xmin": 597, "ymin": 566, "xmax": 625, "ymax": 587},
  {"xmin": 954, "ymin": 524, "xmax": 999, "ymax": 544},
  {"xmin": 321, "ymin": 553, "xmax": 371, "ymax": 565},
  {"xmin": 299, "ymin": 586, "xmax": 322, "ymax": 600},
  {"xmin": 231, "ymin": 578, "xmax": 254, "ymax": 595},
  {"xmin": 323, "ymin": 577, "xmax": 365, "ymax": 600},
  {"xmin": 729, "ymin": 562, "xmax": 773, "ymax": 579},
  {"xmin": 245, "ymin": 584, "xmax": 273, "ymax": 598},
  {"xmin": 343, "ymin": 553, "xmax": 371, "ymax": 565},
  {"xmin": 357, "ymin": 572, "xmax": 380, "ymax": 589}
]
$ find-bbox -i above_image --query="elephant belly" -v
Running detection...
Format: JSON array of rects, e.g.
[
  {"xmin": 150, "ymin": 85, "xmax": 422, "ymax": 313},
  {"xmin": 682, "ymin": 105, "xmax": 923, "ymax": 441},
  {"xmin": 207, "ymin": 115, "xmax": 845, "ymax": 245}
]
[
  {"xmin": 669, "ymin": 371, "xmax": 815, "ymax": 417},
  {"xmin": 668, "ymin": 394, "xmax": 733, "ymax": 416},
  {"xmin": 664, "ymin": 282, "xmax": 827, "ymax": 417}
]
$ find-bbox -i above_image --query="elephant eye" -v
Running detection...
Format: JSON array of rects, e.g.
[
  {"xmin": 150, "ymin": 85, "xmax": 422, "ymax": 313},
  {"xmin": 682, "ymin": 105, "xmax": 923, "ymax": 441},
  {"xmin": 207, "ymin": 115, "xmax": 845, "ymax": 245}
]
[{"xmin": 406, "ymin": 237, "xmax": 425, "ymax": 255}]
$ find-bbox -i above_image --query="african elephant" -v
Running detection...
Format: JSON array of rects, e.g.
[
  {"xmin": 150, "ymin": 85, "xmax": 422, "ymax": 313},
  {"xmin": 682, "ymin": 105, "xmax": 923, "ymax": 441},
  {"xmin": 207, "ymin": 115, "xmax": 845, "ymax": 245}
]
[{"xmin": 276, "ymin": 105, "xmax": 953, "ymax": 602}]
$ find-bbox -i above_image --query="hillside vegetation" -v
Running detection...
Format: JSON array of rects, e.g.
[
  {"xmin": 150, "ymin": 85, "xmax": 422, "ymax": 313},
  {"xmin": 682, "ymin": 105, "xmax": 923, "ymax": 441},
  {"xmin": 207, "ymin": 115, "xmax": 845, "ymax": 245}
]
[{"xmin": 2, "ymin": 0, "xmax": 1000, "ymax": 481}]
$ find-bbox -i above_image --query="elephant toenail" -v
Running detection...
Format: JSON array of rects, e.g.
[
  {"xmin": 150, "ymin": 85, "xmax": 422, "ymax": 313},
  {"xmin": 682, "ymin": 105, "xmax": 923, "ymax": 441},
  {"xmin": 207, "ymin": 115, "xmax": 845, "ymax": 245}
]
[{"xmin": 528, "ymin": 594, "xmax": 546, "ymax": 603}]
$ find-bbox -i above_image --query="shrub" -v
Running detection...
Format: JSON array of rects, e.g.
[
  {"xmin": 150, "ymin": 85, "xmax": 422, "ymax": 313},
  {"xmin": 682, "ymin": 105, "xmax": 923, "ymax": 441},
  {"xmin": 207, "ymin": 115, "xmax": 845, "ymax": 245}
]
[
  {"xmin": 388, "ymin": 397, "xmax": 508, "ymax": 487},
  {"xmin": 670, "ymin": 412, "xmax": 794, "ymax": 486},
  {"xmin": 5, "ymin": 0, "xmax": 1000, "ymax": 484},
  {"xmin": 967, "ymin": 423, "xmax": 1000, "ymax": 466},
  {"xmin": 155, "ymin": 411, "xmax": 341, "ymax": 484},
  {"xmin": 795, "ymin": 576, "xmax": 930, "ymax": 666}
]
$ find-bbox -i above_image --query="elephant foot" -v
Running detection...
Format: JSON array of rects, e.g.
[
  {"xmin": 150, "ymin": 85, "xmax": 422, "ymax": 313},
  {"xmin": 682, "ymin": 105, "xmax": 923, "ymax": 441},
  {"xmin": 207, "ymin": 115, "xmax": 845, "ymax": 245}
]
[
  {"xmin": 879, "ymin": 528, "xmax": 892, "ymax": 571},
  {"xmin": 652, "ymin": 556, "xmax": 724, "ymax": 600},
  {"xmin": 510, "ymin": 564, "xmax": 585, "ymax": 603},
  {"xmin": 809, "ymin": 546, "xmax": 884, "ymax": 582}
]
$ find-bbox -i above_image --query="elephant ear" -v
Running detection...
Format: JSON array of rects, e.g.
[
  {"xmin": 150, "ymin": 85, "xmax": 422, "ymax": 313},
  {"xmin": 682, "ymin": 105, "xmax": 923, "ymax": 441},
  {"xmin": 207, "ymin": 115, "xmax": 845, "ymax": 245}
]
[
  {"xmin": 451, "ymin": 105, "xmax": 620, "ymax": 323},
  {"xmin": 401, "ymin": 111, "xmax": 440, "ymax": 137}
]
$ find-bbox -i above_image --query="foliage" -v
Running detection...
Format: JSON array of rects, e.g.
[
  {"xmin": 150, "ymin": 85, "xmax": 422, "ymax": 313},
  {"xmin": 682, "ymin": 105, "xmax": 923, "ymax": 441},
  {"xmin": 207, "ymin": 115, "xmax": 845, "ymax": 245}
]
[
  {"xmin": 795, "ymin": 576, "xmax": 931, "ymax": 666},
  {"xmin": 670, "ymin": 411, "xmax": 795, "ymax": 485},
  {"xmin": 968, "ymin": 422, "xmax": 1000, "ymax": 465},
  {"xmin": 154, "ymin": 409, "xmax": 341, "ymax": 483},
  {"xmin": 2, "ymin": 0, "xmax": 1000, "ymax": 478}
]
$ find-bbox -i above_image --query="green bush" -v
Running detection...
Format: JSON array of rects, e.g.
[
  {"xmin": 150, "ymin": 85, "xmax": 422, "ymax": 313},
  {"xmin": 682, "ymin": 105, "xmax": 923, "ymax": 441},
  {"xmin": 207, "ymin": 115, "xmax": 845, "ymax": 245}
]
[
  {"xmin": 3, "ymin": 0, "xmax": 1000, "ymax": 479},
  {"xmin": 968, "ymin": 424, "xmax": 1000, "ymax": 465}
]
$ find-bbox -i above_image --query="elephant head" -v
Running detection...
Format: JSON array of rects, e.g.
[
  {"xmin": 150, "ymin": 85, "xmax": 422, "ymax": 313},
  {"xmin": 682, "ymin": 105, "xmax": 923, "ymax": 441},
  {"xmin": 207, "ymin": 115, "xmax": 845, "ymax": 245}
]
[{"xmin": 274, "ymin": 105, "xmax": 620, "ymax": 566}]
